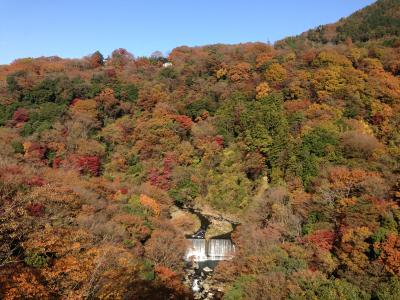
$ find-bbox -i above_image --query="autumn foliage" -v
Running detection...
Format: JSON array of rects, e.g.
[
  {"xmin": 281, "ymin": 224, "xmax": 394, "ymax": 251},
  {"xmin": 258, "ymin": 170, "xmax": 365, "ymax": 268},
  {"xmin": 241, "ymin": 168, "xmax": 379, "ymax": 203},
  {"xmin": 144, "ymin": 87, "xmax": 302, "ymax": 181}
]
[
  {"xmin": 139, "ymin": 194, "xmax": 161, "ymax": 216},
  {"xmin": 1, "ymin": 1, "xmax": 400, "ymax": 298},
  {"xmin": 75, "ymin": 155, "xmax": 101, "ymax": 176}
]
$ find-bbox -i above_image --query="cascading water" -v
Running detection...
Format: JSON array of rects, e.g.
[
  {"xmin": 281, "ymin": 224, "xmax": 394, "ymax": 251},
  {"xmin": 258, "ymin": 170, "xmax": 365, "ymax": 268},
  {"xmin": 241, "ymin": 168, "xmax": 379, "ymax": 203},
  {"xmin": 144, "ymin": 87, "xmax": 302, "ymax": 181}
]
[
  {"xmin": 186, "ymin": 239, "xmax": 208, "ymax": 262},
  {"xmin": 184, "ymin": 238, "xmax": 235, "ymax": 299},
  {"xmin": 192, "ymin": 279, "xmax": 200, "ymax": 292},
  {"xmin": 180, "ymin": 207, "xmax": 238, "ymax": 299},
  {"xmin": 207, "ymin": 239, "xmax": 235, "ymax": 261},
  {"xmin": 185, "ymin": 239, "xmax": 235, "ymax": 262}
]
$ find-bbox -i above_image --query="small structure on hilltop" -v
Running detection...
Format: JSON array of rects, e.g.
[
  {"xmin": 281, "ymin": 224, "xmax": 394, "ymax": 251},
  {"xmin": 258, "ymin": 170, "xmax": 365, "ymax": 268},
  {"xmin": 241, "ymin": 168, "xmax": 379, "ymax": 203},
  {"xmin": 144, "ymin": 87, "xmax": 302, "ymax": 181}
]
[{"xmin": 162, "ymin": 62, "xmax": 173, "ymax": 68}]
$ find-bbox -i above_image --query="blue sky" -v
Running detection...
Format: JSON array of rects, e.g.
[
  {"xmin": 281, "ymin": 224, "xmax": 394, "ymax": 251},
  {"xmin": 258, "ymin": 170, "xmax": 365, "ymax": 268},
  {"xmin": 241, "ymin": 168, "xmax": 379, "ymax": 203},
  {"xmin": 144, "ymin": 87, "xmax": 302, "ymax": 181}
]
[{"xmin": 0, "ymin": 0, "xmax": 375, "ymax": 64}]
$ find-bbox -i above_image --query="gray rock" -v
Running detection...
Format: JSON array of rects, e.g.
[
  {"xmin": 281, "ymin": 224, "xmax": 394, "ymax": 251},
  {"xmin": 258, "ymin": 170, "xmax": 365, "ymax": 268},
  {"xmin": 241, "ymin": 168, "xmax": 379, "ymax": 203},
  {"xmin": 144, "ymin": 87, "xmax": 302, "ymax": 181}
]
[
  {"xmin": 203, "ymin": 266, "xmax": 213, "ymax": 273},
  {"xmin": 205, "ymin": 219, "xmax": 233, "ymax": 239}
]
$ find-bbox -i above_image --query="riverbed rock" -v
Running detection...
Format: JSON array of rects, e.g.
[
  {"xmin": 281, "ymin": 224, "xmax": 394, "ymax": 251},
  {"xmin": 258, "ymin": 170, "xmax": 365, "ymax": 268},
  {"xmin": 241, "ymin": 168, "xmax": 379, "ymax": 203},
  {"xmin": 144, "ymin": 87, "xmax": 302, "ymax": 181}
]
[
  {"xmin": 194, "ymin": 293, "xmax": 201, "ymax": 300},
  {"xmin": 206, "ymin": 293, "xmax": 214, "ymax": 299},
  {"xmin": 203, "ymin": 266, "xmax": 213, "ymax": 273},
  {"xmin": 170, "ymin": 206, "xmax": 201, "ymax": 236},
  {"xmin": 193, "ymin": 204, "xmax": 241, "ymax": 223},
  {"xmin": 205, "ymin": 219, "xmax": 233, "ymax": 239}
]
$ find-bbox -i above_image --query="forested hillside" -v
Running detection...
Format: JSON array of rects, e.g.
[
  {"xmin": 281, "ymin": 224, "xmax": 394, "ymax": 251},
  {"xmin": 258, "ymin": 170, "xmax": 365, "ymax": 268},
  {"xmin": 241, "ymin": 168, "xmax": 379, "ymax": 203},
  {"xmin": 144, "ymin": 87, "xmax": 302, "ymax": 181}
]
[
  {"xmin": 1, "ymin": 0, "xmax": 400, "ymax": 299},
  {"xmin": 280, "ymin": 0, "xmax": 400, "ymax": 46}
]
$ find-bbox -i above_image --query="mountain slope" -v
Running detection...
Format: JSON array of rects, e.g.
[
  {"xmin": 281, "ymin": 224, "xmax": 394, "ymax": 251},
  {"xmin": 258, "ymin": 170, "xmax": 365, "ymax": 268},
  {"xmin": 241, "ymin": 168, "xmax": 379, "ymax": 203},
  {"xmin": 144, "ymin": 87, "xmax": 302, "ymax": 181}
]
[
  {"xmin": 0, "ymin": 1, "xmax": 400, "ymax": 300},
  {"xmin": 279, "ymin": 0, "xmax": 400, "ymax": 47}
]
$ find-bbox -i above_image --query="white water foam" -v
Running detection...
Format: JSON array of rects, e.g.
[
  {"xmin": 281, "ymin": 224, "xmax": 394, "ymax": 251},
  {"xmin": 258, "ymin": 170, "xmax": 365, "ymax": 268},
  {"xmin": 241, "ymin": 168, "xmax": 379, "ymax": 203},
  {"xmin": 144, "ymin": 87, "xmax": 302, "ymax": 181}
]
[{"xmin": 185, "ymin": 239, "xmax": 235, "ymax": 262}]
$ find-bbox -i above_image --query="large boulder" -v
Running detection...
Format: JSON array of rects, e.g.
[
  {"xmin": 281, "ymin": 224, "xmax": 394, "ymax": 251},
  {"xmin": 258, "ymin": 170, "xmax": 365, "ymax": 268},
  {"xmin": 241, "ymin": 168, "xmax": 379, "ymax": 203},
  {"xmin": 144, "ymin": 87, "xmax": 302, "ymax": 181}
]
[
  {"xmin": 170, "ymin": 206, "xmax": 201, "ymax": 235},
  {"xmin": 205, "ymin": 219, "xmax": 233, "ymax": 239}
]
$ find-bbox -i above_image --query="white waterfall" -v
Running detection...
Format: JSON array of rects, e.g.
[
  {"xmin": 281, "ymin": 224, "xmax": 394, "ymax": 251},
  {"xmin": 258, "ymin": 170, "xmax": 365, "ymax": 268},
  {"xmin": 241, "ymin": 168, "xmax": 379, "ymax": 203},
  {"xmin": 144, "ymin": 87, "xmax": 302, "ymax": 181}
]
[
  {"xmin": 207, "ymin": 239, "xmax": 235, "ymax": 260},
  {"xmin": 185, "ymin": 239, "xmax": 208, "ymax": 262},
  {"xmin": 185, "ymin": 239, "xmax": 235, "ymax": 262}
]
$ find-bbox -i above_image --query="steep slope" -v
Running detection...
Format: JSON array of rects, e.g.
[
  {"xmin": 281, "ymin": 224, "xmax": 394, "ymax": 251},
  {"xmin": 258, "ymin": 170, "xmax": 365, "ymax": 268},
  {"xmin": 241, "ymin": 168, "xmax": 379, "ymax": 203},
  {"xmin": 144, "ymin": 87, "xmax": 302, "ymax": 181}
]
[{"xmin": 278, "ymin": 0, "xmax": 400, "ymax": 47}]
